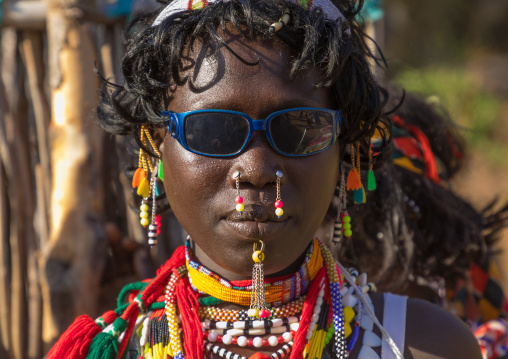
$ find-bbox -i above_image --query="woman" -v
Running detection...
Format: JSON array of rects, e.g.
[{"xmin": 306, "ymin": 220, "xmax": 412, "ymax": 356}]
[{"xmin": 48, "ymin": 0, "xmax": 481, "ymax": 358}]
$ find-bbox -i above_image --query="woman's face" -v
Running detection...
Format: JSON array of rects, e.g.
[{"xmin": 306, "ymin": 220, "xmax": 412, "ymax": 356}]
[{"xmin": 160, "ymin": 31, "xmax": 340, "ymax": 279}]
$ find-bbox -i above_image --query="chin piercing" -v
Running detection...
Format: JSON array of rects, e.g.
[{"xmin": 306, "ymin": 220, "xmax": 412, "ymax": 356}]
[
  {"xmin": 269, "ymin": 10, "xmax": 290, "ymax": 34},
  {"xmin": 275, "ymin": 170, "xmax": 284, "ymax": 218},
  {"xmin": 248, "ymin": 240, "xmax": 271, "ymax": 319},
  {"xmin": 233, "ymin": 171, "xmax": 244, "ymax": 212}
]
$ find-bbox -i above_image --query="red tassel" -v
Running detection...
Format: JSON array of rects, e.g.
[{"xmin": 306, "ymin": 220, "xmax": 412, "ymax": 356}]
[
  {"xmin": 157, "ymin": 246, "xmax": 186, "ymax": 276},
  {"xmin": 100, "ymin": 310, "xmax": 118, "ymax": 325},
  {"xmin": 46, "ymin": 315, "xmax": 102, "ymax": 359},
  {"xmin": 289, "ymin": 266, "xmax": 326, "ymax": 359},
  {"xmin": 117, "ymin": 247, "xmax": 188, "ymax": 357},
  {"xmin": 47, "ymin": 248, "xmax": 187, "ymax": 359},
  {"xmin": 176, "ymin": 277, "xmax": 203, "ymax": 359}
]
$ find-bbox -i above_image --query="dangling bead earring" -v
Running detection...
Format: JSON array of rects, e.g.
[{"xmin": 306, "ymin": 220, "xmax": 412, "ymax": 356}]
[
  {"xmin": 333, "ymin": 167, "xmax": 352, "ymax": 244},
  {"xmin": 274, "ymin": 170, "xmax": 284, "ymax": 218},
  {"xmin": 248, "ymin": 240, "xmax": 271, "ymax": 319},
  {"xmin": 233, "ymin": 171, "xmax": 244, "ymax": 212},
  {"xmin": 147, "ymin": 164, "xmax": 161, "ymax": 247},
  {"xmin": 133, "ymin": 124, "xmax": 163, "ymax": 246}
]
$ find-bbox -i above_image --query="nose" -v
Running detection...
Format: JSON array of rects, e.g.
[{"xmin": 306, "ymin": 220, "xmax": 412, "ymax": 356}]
[{"xmin": 229, "ymin": 132, "xmax": 286, "ymax": 189}]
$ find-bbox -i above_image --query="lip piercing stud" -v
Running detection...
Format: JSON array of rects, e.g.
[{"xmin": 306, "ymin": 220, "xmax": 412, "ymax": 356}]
[
  {"xmin": 233, "ymin": 171, "xmax": 244, "ymax": 212},
  {"xmin": 275, "ymin": 171, "xmax": 284, "ymax": 218}
]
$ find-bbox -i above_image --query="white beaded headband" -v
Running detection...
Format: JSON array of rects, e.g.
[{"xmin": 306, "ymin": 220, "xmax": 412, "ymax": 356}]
[{"xmin": 152, "ymin": 0, "xmax": 347, "ymax": 27}]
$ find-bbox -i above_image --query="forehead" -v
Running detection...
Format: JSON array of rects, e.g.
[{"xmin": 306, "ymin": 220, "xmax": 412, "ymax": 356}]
[{"xmin": 167, "ymin": 28, "xmax": 334, "ymax": 116}]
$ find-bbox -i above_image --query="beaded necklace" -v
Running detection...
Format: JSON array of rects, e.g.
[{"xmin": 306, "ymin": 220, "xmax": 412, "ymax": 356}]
[
  {"xmin": 159, "ymin": 239, "xmax": 344, "ymax": 359},
  {"xmin": 136, "ymin": 240, "xmax": 381, "ymax": 359},
  {"xmin": 198, "ymin": 297, "xmax": 305, "ymax": 321},
  {"xmin": 185, "ymin": 239, "xmax": 323, "ymax": 306},
  {"xmin": 50, "ymin": 242, "xmax": 394, "ymax": 359}
]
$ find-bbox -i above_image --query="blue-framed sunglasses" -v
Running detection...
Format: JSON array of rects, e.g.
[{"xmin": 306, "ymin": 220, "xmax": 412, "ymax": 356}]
[{"xmin": 162, "ymin": 107, "xmax": 341, "ymax": 157}]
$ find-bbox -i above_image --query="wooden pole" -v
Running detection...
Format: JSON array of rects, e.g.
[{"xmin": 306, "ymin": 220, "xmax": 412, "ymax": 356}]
[
  {"xmin": 41, "ymin": 0, "xmax": 107, "ymax": 350},
  {"xmin": 0, "ymin": 62, "xmax": 13, "ymax": 359},
  {"xmin": 2, "ymin": 1, "xmax": 47, "ymax": 30},
  {"xmin": 19, "ymin": 31, "xmax": 46, "ymax": 359},
  {"xmin": 0, "ymin": 26, "xmax": 35, "ymax": 359}
]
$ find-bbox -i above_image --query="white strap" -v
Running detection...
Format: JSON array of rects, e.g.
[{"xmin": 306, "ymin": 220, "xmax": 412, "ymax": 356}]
[{"xmin": 381, "ymin": 293, "xmax": 407, "ymax": 359}]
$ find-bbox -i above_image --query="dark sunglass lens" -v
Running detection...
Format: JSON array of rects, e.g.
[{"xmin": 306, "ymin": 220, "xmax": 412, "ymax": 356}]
[
  {"xmin": 184, "ymin": 113, "xmax": 249, "ymax": 155},
  {"xmin": 270, "ymin": 110, "xmax": 334, "ymax": 155}
]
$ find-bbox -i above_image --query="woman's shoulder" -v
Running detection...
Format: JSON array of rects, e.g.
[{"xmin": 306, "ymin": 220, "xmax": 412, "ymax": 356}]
[{"xmin": 370, "ymin": 292, "xmax": 482, "ymax": 359}]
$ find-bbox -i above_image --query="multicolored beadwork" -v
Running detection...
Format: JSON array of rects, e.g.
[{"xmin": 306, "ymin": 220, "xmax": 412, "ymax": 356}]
[{"xmin": 133, "ymin": 240, "xmax": 381, "ymax": 359}]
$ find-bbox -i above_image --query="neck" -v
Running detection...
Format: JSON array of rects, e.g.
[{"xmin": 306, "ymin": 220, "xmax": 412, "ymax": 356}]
[{"xmin": 192, "ymin": 239, "xmax": 311, "ymax": 282}]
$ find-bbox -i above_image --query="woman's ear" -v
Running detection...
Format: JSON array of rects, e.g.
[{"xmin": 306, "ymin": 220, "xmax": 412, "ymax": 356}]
[
  {"xmin": 338, "ymin": 143, "xmax": 347, "ymax": 181},
  {"xmin": 154, "ymin": 127, "xmax": 166, "ymax": 155}
]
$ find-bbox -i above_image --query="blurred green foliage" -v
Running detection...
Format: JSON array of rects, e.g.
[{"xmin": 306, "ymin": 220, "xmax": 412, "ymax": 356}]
[{"xmin": 394, "ymin": 67, "xmax": 507, "ymax": 168}]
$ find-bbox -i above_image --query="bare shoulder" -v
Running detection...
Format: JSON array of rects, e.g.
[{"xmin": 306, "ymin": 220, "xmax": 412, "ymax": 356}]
[
  {"xmin": 367, "ymin": 293, "xmax": 481, "ymax": 359},
  {"xmin": 404, "ymin": 297, "xmax": 482, "ymax": 359}
]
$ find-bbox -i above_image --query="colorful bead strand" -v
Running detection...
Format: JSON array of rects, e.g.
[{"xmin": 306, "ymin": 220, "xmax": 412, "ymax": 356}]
[
  {"xmin": 274, "ymin": 171, "xmax": 284, "ymax": 218},
  {"xmin": 234, "ymin": 171, "xmax": 244, "ymax": 212}
]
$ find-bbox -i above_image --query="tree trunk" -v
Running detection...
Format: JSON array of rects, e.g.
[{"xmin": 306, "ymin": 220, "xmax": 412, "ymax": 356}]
[{"xmin": 40, "ymin": 0, "xmax": 107, "ymax": 351}]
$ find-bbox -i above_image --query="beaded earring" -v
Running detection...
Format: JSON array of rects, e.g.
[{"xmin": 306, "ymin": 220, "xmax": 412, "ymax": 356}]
[
  {"xmin": 275, "ymin": 170, "xmax": 284, "ymax": 218},
  {"xmin": 147, "ymin": 170, "xmax": 162, "ymax": 247},
  {"xmin": 333, "ymin": 168, "xmax": 352, "ymax": 244},
  {"xmin": 233, "ymin": 171, "xmax": 244, "ymax": 212},
  {"xmin": 248, "ymin": 240, "xmax": 271, "ymax": 319},
  {"xmin": 132, "ymin": 124, "xmax": 162, "ymax": 247}
]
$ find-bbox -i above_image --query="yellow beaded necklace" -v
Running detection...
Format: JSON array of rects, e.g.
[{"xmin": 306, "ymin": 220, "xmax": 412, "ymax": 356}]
[{"xmin": 186, "ymin": 239, "xmax": 324, "ymax": 306}]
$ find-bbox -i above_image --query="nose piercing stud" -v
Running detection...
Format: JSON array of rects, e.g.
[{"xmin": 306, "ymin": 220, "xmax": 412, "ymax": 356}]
[
  {"xmin": 233, "ymin": 171, "xmax": 244, "ymax": 212},
  {"xmin": 275, "ymin": 171, "xmax": 284, "ymax": 218}
]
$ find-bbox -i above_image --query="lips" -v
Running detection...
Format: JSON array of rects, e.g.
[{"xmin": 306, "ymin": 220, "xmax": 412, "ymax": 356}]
[{"xmin": 222, "ymin": 203, "xmax": 288, "ymax": 239}]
